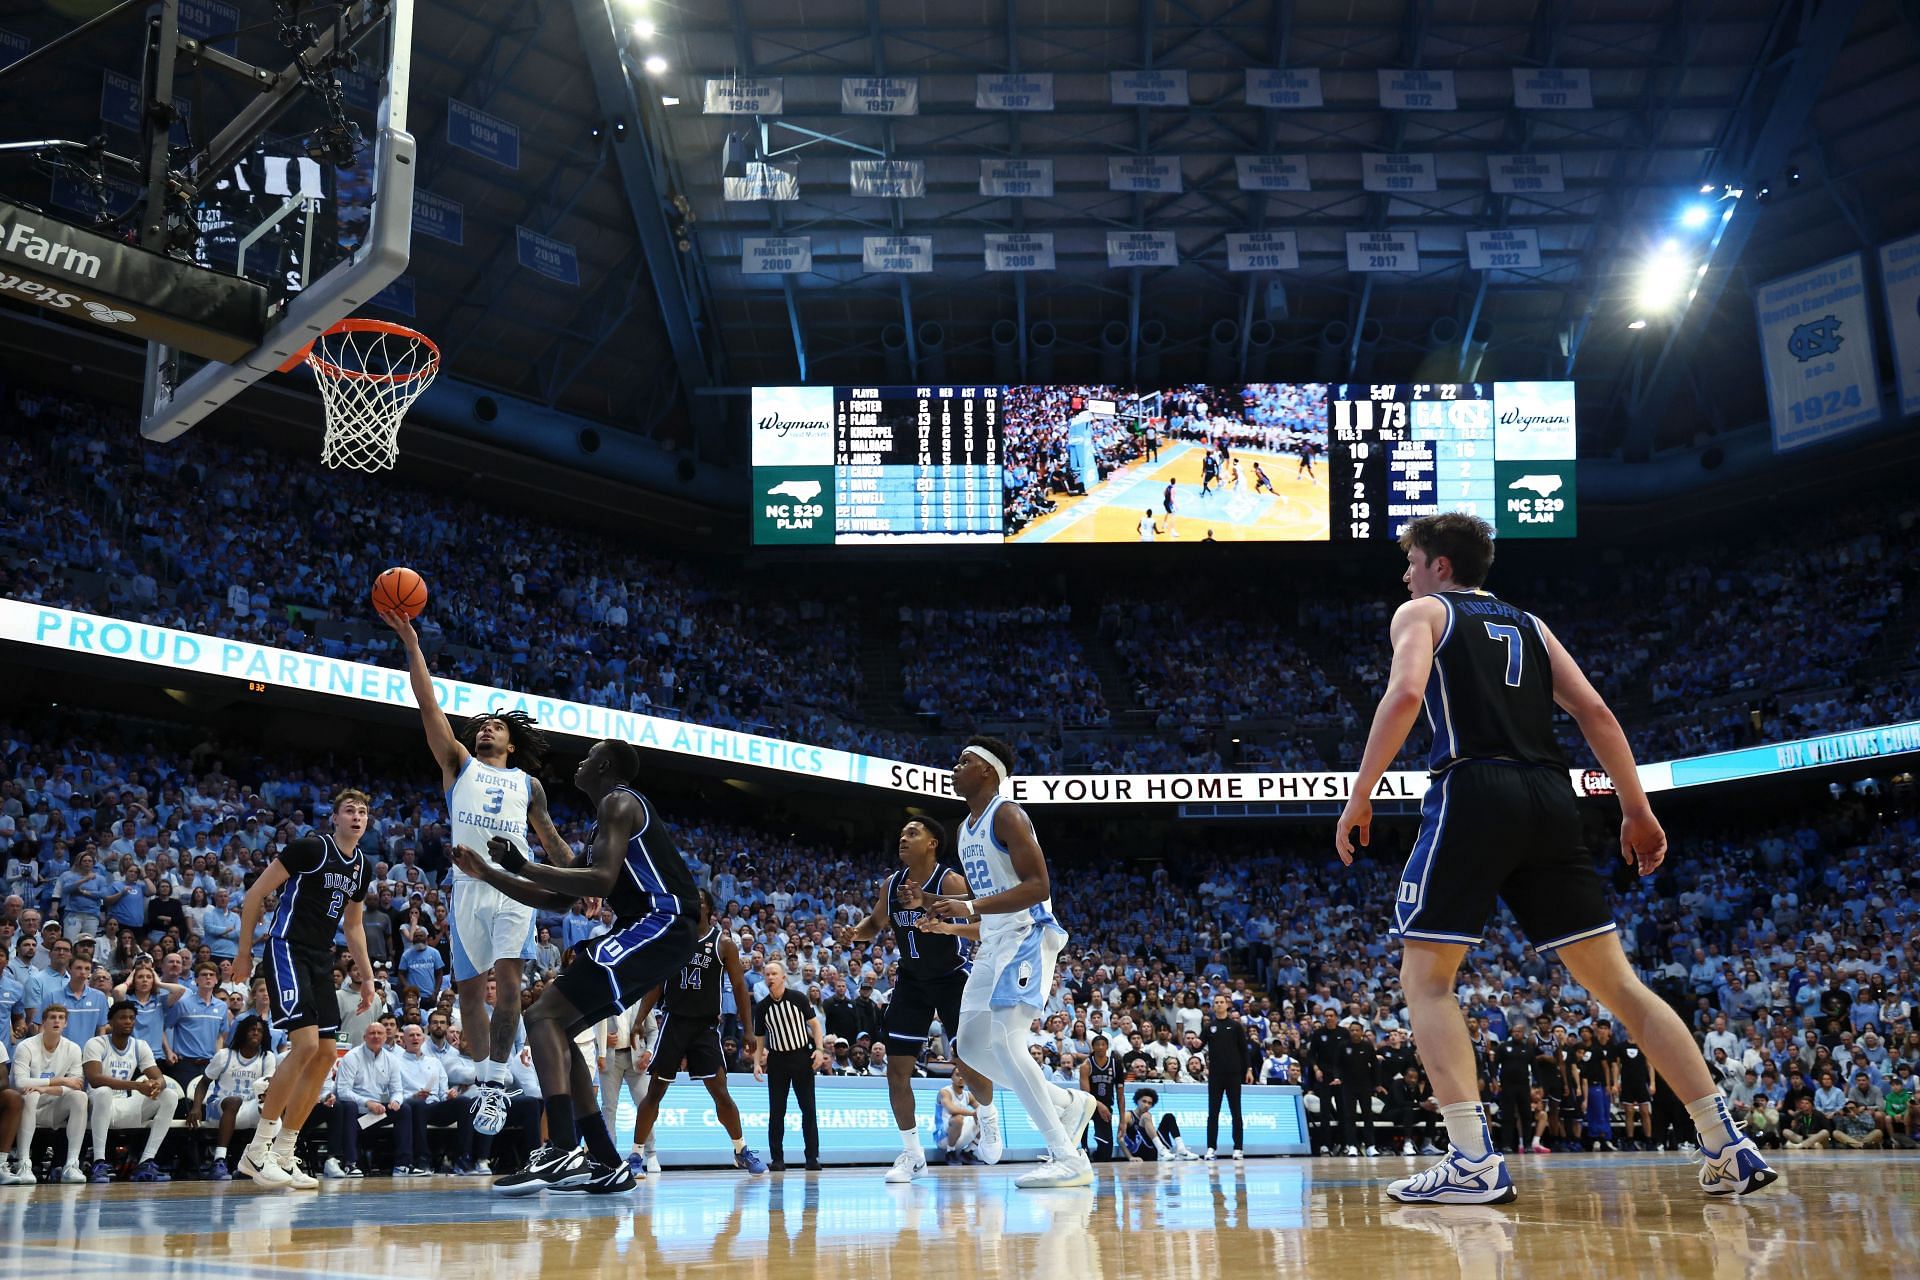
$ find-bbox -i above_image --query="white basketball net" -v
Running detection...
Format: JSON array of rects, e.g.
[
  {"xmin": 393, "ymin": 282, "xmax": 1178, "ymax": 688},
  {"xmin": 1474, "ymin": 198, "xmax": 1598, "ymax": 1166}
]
[{"xmin": 309, "ymin": 322, "xmax": 441, "ymax": 471}]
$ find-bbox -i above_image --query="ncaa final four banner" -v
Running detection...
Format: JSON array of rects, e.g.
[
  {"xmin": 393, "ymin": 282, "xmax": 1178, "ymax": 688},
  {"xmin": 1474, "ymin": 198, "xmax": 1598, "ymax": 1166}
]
[{"xmin": 1754, "ymin": 252, "xmax": 1885, "ymax": 452}]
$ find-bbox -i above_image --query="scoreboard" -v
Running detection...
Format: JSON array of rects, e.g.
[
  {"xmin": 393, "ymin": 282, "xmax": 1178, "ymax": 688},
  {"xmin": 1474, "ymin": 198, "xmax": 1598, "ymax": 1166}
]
[
  {"xmin": 834, "ymin": 386, "xmax": 1001, "ymax": 541},
  {"xmin": 1329, "ymin": 381, "xmax": 1577, "ymax": 541},
  {"xmin": 751, "ymin": 380, "xmax": 1577, "ymax": 545}
]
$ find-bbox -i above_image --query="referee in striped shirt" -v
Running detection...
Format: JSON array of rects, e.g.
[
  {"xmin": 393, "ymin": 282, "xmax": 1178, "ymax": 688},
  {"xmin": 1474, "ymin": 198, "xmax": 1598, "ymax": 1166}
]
[{"xmin": 753, "ymin": 961, "xmax": 829, "ymax": 1171}]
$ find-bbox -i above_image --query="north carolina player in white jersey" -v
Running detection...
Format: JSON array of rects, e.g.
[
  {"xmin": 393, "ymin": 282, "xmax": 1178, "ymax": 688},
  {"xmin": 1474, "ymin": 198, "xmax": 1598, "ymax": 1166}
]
[
  {"xmin": 82, "ymin": 999, "xmax": 183, "ymax": 1182},
  {"xmin": 191, "ymin": 1014, "xmax": 277, "ymax": 1180},
  {"xmin": 913, "ymin": 736, "xmax": 1099, "ymax": 1189},
  {"xmin": 383, "ymin": 612, "xmax": 573, "ymax": 1135}
]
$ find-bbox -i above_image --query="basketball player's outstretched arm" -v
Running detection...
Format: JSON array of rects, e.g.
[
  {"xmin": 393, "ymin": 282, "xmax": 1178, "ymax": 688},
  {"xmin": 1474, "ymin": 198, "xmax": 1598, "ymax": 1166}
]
[
  {"xmin": 1335, "ymin": 598, "xmax": 1444, "ymax": 863},
  {"xmin": 1534, "ymin": 619, "xmax": 1668, "ymax": 876},
  {"xmin": 380, "ymin": 611, "xmax": 467, "ymax": 790}
]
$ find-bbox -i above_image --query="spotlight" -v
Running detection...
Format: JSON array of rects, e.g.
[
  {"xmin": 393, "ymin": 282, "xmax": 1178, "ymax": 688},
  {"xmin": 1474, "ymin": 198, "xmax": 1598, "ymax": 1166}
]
[
  {"xmin": 633, "ymin": 17, "xmax": 655, "ymax": 38},
  {"xmin": 589, "ymin": 123, "xmax": 604, "ymax": 141},
  {"xmin": 613, "ymin": 119, "xmax": 627, "ymax": 138},
  {"xmin": 644, "ymin": 54, "xmax": 668, "ymax": 74},
  {"xmin": 1699, "ymin": 182, "xmax": 1715, "ymax": 194},
  {"xmin": 1627, "ymin": 318, "xmax": 1648, "ymax": 330},
  {"xmin": 1681, "ymin": 203, "xmax": 1712, "ymax": 229},
  {"xmin": 1637, "ymin": 242, "xmax": 1690, "ymax": 312},
  {"xmin": 661, "ymin": 95, "xmax": 680, "ymax": 106},
  {"xmin": 1788, "ymin": 167, "xmax": 1801, "ymax": 185}
]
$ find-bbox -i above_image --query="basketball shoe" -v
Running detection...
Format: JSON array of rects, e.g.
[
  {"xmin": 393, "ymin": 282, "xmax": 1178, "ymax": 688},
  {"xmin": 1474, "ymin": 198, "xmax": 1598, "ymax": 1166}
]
[
  {"xmin": 1698, "ymin": 1136, "xmax": 1781, "ymax": 1197},
  {"xmin": 1386, "ymin": 1148, "xmax": 1517, "ymax": 1205}
]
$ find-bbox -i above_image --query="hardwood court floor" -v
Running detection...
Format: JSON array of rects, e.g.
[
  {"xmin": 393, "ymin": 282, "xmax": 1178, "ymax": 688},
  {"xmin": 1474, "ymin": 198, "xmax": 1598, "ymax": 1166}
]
[{"xmin": 0, "ymin": 1152, "xmax": 1911, "ymax": 1279}]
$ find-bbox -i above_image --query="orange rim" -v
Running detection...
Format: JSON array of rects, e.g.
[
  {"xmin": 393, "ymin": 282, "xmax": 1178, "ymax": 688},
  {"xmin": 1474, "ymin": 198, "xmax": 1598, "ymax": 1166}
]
[{"xmin": 289, "ymin": 318, "xmax": 441, "ymax": 385}]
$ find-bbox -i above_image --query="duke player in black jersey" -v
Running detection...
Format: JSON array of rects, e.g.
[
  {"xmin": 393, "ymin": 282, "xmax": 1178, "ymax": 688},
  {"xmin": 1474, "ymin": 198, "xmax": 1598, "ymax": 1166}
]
[
  {"xmin": 841, "ymin": 817, "xmax": 982, "ymax": 1183},
  {"xmin": 230, "ymin": 788, "xmax": 375, "ymax": 1191},
  {"xmin": 1080, "ymin": 1034, "xmax": 1121, "ymax": 1160},
  {"xmin": 1335, "ymin": 513, "xmax": 1777, "ymax": 1202},
  {"xmin": 628, "ymin": 890, "xmax": 767, "ymax": 1176},
  {"xmin": 452, "ymin": 739, "xmax": 701, "ymax": 1197}
]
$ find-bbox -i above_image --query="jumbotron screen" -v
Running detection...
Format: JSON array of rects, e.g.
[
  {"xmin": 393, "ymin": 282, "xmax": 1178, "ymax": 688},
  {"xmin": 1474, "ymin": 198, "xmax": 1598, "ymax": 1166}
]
[{"xmin": 749, "ymin": 381, "xmax": 1576, "ymax": 545}]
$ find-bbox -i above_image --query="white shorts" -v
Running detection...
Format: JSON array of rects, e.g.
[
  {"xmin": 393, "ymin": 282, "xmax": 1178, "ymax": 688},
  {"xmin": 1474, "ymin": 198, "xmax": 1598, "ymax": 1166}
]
[
  {"xmin": 961, "ymin": 919, "xmax": 1068, "ymax": 1015},
  {"xmin": 97, "ymin": 1089, "xmax": 177, "ymax": 1128},
  {"xmin": 449, "ymin": 876, "xmax": 537, "ymax": 982}
]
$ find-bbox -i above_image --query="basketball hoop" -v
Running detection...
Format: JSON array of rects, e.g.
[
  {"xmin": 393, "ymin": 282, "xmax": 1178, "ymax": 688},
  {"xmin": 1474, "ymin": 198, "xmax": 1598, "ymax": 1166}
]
[{"xmin": 299, "ymin": 319, "xmax": 441, "ymax": 471}]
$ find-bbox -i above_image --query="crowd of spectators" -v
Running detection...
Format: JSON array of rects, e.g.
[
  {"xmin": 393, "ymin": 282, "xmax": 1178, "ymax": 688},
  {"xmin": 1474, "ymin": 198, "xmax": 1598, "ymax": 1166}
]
[{"xmin": 3, "ymin": 378, "xmax": 1918, "ymax": 783}]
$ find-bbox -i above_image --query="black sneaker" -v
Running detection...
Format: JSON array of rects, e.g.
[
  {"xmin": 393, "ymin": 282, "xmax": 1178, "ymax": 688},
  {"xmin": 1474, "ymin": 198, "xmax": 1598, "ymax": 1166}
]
[
  {"xmin": 769, "ymin": 1158, "xmax": 786, "ymax": 1172},
  {"xmin": 492, "ymin": 1144, "xmax": 592, "ymax": 1197},
  {"xmin": 553, "ymin": 1159, "xmax": 637, "ymax": 1195},
  {"xmin": 805, "ymin": 1158, "xmax": 822, "ymax": 1171}
]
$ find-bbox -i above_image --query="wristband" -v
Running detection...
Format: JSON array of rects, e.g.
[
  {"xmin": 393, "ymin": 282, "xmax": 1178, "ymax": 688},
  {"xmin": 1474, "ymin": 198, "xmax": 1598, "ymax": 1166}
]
[{"xmin": 964, "ymin": 900, "xmax": 979, "ymax": 918}]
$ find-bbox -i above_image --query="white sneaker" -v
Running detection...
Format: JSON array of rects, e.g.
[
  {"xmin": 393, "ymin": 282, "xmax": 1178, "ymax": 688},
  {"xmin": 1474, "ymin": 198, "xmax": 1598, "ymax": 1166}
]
[
  {"xmin": 1402, "ymin": 1140, "xmax": 1417, "ymax": 1156},
  {"xmin": 1366, "ymin": 1146, "xmax": 1382, "ymax": 1158},
  {"xmin": 1057, "ymin": 1091, "xmax": 1099, "ymax": 1151},
  {"xmin": 645, "ymin": 1153, "xmax": 661, "ymax": 1175},
  {"xmin": 280, "ymin": 1153, "xmax": 319, "ymax": 1191},
  {"xmin": 1232, "ymin": 1149, "xmax": 1243, "ymax": 1163},
  {"xmin": 885, "ymin": 1151, "xmax": 929, "ymax": 1184},
  {"xmin": 321, "ymin": 1158, "xmax": 349, "ymax": 1180},
  {"xmin": 1203, "ymin": 1148, "xmax": 1217, "ymax": 1161},
  {"xmin": 977, "ymin": 1106, "xmax": 1004, "ymax": 1166},
  {"xmin": 1698, "ymin": 1136, "xmax": 1782, "ymax": 1197},
  {"xmin": 1343, "ymin": 1145, "xmax": 1361, "ymax": 1157},
  {"xmin": 59, "ymin": 1164, "xmax": 85, "ymax": 1184},
  {"xmin": 1386, "ymin": 1149, "xmax": 1517, "ymax": 1205},
  {"xmin": 1015, "ymin": 1152, "xmax": 1092, "ymax": 1189},
  {"xmin": 240, "ymin": 1144, "xmax": 291, "ymax": 1187},
  {"xmin": 474, "ymin": 1159, "xmax": 492, "ymax": 1176},
  {"xmin": 1174, "ymin": 1145, "xmax": 1200, "ymax": 1162},
  {"xmin": 469, "ymin": 1081, "xmax": 509, "ymax": 1137},
  {"xmin": 1, "ymin": 1163, "xmax": 34, "ymax": 1186}
]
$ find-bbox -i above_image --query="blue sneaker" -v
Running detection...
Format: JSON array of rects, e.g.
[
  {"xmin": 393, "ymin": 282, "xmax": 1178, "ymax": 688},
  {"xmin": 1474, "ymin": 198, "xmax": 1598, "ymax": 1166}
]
[
  {"xmin": 1699, "ymin": 1136, "xmax": 1781, "ymax": 1197},
  {"xmin": 131, "ymin": 1160, "xmax": 171, "ymax": 1183},
  {"xmin": 734, "ymin": 1146, "xmax": 768, "ymax": 1174},
  {"xmin": 89, "ymin": 1161, "xmax": 113, "ymax": 1184},
  {"xmin": 625, "ymin": 1152, "xmax": 647, "ymax": 1177},
  {"xmin": 211, "ymin": 1157, "xmax": 232, "ymax": 1181},
  {"xmin": 1386, "ymin": 1148, "xmax": 1516, "ymax": 1205}
]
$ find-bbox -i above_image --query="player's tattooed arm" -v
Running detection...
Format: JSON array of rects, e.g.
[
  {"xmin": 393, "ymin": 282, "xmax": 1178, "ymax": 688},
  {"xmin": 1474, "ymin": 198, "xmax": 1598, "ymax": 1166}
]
[
  {"xmin": 451, "ymin": 845, "xmax": 576, "ymax": 913},
  {"xmin": 525, "ymin": 777, "xmax": 574, "ymax": 867}
]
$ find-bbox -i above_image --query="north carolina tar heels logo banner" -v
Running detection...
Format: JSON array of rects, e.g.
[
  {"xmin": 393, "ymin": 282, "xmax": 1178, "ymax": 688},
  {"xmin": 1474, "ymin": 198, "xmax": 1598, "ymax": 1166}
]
[
  {"xmin": 1786, "ymin": 314, "xmax": 1844, "ymax": 362},
  {"xmin": 1754, "ymin": 253, "xmax": 1883, "ymax": 452}
]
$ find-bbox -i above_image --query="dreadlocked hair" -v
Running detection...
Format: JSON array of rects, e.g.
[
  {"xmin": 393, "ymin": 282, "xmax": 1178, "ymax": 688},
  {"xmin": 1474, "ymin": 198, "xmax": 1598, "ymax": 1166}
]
[{"xmin": 460, "ymin": 708, "xmax": 549, "ymax": 770}]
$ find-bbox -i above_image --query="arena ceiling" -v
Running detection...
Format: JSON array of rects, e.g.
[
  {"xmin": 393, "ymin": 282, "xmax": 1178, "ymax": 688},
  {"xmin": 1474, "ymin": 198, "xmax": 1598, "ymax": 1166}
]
[{"xmin": 3, "ymin": 0, "xmax": 1917, "ymax": 467}]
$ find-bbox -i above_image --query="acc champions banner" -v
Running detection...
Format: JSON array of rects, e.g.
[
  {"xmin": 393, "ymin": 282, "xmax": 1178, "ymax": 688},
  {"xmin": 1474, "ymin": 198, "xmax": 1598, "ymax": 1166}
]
[
  {"xmin": 616, "ymin": 1076, "xmax": 1309, "ymax": 1164},
  {"xmin": 1754, "ymin": 252, "xmax": 1884, "ymax": 452}
]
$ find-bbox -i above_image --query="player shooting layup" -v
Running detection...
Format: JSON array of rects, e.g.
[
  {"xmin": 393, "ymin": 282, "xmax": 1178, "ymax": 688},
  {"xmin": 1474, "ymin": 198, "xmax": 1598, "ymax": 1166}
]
[
  {"xmin": 914, "ymin": 736, "xmax": 1099, "ymax": 1189},
  {"xmin": 1335, "ymin": 513, "xmax": 1778, "ymax": 1203},
  {"xmin": 382, "ymin": 612, "xmax": 574, "ymax": 1135}
]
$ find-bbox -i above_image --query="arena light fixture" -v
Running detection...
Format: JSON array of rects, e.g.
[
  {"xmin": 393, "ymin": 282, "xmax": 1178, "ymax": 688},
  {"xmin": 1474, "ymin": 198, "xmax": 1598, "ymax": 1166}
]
[
  {"xmin": 644, "ymin": 54, "xmax": 669, "ymax": 74},
  {"xmin": 1627, "ymin": 318, "xmax": 1648, "ymax": 330},
  {"xmin": 1699, "ymin": 182, "xmax": 1716, "ymax": 194},
  {"xmin": 1636, "ymin": 242, "xmax": 1690, "ymax": 312},
  {"xmin": 1680, "ymin": 203, "xmax": 1712, "ymax": 229},
  {"xmin": 633, "ymin": 17, "xmax": 656, "ymax": 38}
]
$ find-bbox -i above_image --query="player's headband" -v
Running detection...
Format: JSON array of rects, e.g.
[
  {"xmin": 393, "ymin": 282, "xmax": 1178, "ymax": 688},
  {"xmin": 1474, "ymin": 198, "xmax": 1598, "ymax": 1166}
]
[{"xmin": 962, "ymin": 745, "xmax": 1009, "ymax": 786}]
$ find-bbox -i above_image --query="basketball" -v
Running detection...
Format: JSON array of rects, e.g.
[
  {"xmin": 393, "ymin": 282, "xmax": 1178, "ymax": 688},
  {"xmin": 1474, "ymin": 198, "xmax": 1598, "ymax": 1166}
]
[{"xmin": 371, "ymin": 566, "xmax": 428, "ymax": 618}]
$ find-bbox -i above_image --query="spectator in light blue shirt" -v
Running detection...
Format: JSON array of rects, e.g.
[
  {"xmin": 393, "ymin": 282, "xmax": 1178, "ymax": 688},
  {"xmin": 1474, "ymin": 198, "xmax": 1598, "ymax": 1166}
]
[
  {"xmin": 166, "ymin": 960, "xmax": 228, "ymax": 1085},
  {"xmin": 200, "ymin": 889, "xmax": 241, "ymax": 960},
  {"xmin": 562, "ymin": 904, "xmax": 599, "ymax": 953},
  {"xmin": 51, "ymin": 956, "xmax": 109, "ymax": 1044},
  {"xmin": 26, "ymin": 937, "xmax": 75, "ymax": 1022},
  {"xmin": 115, "ymin": 963, "xmax": 187, "ymax": 1059},
  {"xmin": 104, "ymin": 872, "xmax": 149, "ymax": 932},
  {"xmin": 58, "ymin": 852, "xmax": 110, "ymax": 939},
  {"xmin": 1814, "ymin": 1070, "xmax": 1847, "ymax": 1115},
  {"xmin": 398, "ymin": 929, "xmax": 444, "ymax": 999},
  {"xmin": 0, "ymin": 968, "xmax": 25, "ymax": 1049}
]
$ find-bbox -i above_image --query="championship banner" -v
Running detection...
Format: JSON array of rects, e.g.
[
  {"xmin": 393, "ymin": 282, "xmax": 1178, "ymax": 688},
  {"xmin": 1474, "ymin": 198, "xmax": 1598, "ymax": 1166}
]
[
  {"xmin": 1361, "ymin": 153, "xmax": 1437, "ymax": 194},
  {"xmin": 1235, "ymin": 155, "xmax": 1311, "ymax": 192},
  {"xmin": 1245, "ymin": 68, "xmax": 1322, "ymax": 108},
  {"xmin": 1878, "ymin": 231, "xmax": 1920, "ymax": 417},
  {"xmin": 1513, "ymin": 68, "xmax": 1593, "ymax": 109},
  {"xmin": 976, "ymin": 73, "xmax": 1054, "ymax": 111},
  {"xmin": 980, "ymin": 158, "xmax": 1054, "ymax": 197},
  {"xmin": 1108, "ymin": 156, "xmax": 1182, "ymax": 193},
  {"xmin": 722, "ymin": 161, "xmax": 799, "ymax": 202},
  {"xmin": 1346, "ymin": 231, "xmax": 1420, "ymax": 273},
  {"xmin": 1487, "ymin": 153, "xmax": 1565, "ymax": 194},
  {"xmin": 740, "ymin": 235, "xmax": 812, "ymax": 275},
  {"xmin": 842, "ymin": 76, "xmax": 917, "ymax": 115},
  {"xmin": 1754, "ymin": 252, "xmax": 1884, "ymax": 452},
  {"xmin": 861, "ymin": 235, "xmax": 932, "ymax": 273},
  {"xmin": 1111, "ymin": 69, "xmax": 1189, "ymax": 106},
  {"xmin": 703, "ymin": 77, "xmax": 783, "ymax": 115},
  {"xmin": 1107, "ymin": 231, "xmax": 1177, "ymax": 268},
  {"xmin": 984, "ymin": 232, "xmax": 1055, "ymax": 272},
  {"xmin": 1466, "ymin": 228, "xmax": 1541, "ymax": 270},
  {"xmin": 1226, "ymin": 231, "xmax": 1300, "ymax": 272},
  {"xmin": 849, "ymin": 159, "xmax": 925, "ymax": 199},
  {"xmin": 1378, "ymin": 69, "xmax": 1456, "ymax": 111}
]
